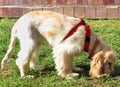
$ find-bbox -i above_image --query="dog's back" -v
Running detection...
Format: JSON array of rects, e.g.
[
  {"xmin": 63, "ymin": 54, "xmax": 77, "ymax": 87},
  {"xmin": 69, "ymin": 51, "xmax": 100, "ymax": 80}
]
[
  {"xmin": 14, "ymin": 11, "xmax": 81, "ymax": 46},
  {"xmin": 1, "ymin": 11, "xmax": 85, "ymax": 78}
]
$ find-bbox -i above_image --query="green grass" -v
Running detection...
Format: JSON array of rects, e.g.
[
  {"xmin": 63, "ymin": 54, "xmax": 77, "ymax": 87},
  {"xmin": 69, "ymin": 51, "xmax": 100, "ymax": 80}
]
[{"xmin": 0, "ymin": 18, "xmax": 120, "ymax": 87}]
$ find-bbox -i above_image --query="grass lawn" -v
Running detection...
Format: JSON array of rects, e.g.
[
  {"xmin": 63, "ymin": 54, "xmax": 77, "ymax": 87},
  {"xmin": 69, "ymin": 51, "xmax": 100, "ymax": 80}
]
[{"xmin": 0, "ymin": 18, "xmax": 120, "ymax": 87}]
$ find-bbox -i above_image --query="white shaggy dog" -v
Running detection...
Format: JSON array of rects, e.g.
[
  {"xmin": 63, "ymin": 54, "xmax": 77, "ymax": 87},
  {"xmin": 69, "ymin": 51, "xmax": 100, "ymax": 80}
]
[{"xmin": 1, "ymin": 11, "xmax": 116, "ymax": 78}]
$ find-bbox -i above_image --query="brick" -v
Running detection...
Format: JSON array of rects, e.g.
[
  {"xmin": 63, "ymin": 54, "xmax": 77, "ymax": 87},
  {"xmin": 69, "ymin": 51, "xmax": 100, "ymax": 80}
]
[
  {"xmin": 0, "ymin": 8, "xmax": 3, "ymax": 17},
  {"xmin": 23, "ymin": 8, "xmax": 32, "ymax": 14},
  {"xmin": 107, "ymin": 8, "xmax": 118, "ymax": 19},
  {"xmin": 114, "ymin": 0, "xmax": 120, "ymax": 5},
  {"xmin": 118, "ymin": 8, "xmax": 120, "ymax": 18},
  {"xmin": 32, "ymin": 0, "xmax": 38, "ymax": 5},
  {"xmin": 42, "ymin": 0, "xmax": 48, "ymax": 5},
  {"xmin": 85, "ymin": 7, "xmax": 96, "ymax": 18},
  {"xmin": 0, "ymin": 0, "xmax": 4, "ymax": 5},
  {"xmin": 88, "ymin": 0, "xmax": 93, "ymax": 5},
  {"xmin": 19, "ymin": 0, "xmax": 23, "ymax": 5},
  {"xmin": 54, "ymin": 7, "xmax": 64, "ymax": 14},
  {"xmin": 82, "ymin": 0, "xmax": 88, "ymax": 5},
  {"xmin": 9, "ymin": 0, "xmax": 14, "ymax": 5},
  {"xmin": 96, "ymin": 7, "xmax": 106, "ymax": 18},
  {"xmin": 4, "ymin": 8, "xmax": 23, "ymax": 18},
  {"xmin": 4, "ymin": 0, "xmax": 9, "ymax": 5},
  {"xmin": 67, "ymin": 0, "xmax": 77, "ymax": 5},
  {"xmin": 43, "ymin": 8, "xmax": 54, "ymax": 11},
  {"xmin": 77, "ymin": 0, "xmax": 82, "ymax": 5},
  {"xmin": 75, "ymin": 7, "xmax": 85, "ymax": 18},
  {"xmin": 52, "ymin": 0, "xmax": 56, "ymax": 4},
  {"xmin": 4, "ymin": 8, "xmax": 13, "ymax": 17},
  {"xmin": 23, "ymin": 0, "xmax": 28, "ymax": 4},
  {"xmin": 109, "ymin": 0, "xmax": 114, "ymax": 4},
  {"xmin": 98, "ymin": 0, "xmax": 104, "ymax": 5},
  {"xmin": 64, "ymin": 7, "xmax": 74, "ymax": 16},
  {"xmin": 56, "ymin": 0, "xmax": 67, "ymax": 5},
  {"xmin": 93, "ymin": 0, "xmax": 103, "ymax": 5},
  {"xmin": 93, "ymin": 0, "xmax": 98, "ymax": 5},
  {"xmin": 26, "ymin": 0, "xmax": 32, "ymax": 5},
  {"xmin": 12, "ymin": 8, "xmax": 23, "ymax": 18},
  {"xmin": 46, "ymin": 0, "xmax": 52, "ymax": 5},
  {"xmin": 14, "ymin": 0, "xmax": 19, "ymax": 5},
  {"xmin": 103, "ymin": 0, "xmax": 109, "ymax": 5},
  {"xmin": 32, "ymin": 8, "xmax": 43, "ymax": 11},
  {"xmin": 37, "ymin": 0, "xmax": 43, "ymax": 4}
]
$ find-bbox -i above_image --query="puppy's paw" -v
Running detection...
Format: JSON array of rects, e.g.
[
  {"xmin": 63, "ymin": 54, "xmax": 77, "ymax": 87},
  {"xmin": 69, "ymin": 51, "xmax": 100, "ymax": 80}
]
[
  {"xmin": 97, "ymin": 74, "xmax": 110, "ymax": 78},
  {"xmin": 67, "ymin": 73, "xmax": 79, "ymax": 79},
  {"xmin": 73, "ymin": 67, "xmax": 84, "ymax": 72},
  {"xmin": 90, "ymin": 73, "xmax": 109, "ymax": 78},
  {"xmin": 58, "ymin": 72, "xmax": 79, "ymax": 79},
  {"xmin": 21, "ymin": 75, "xmax": 35, "ymax": 79},
  {"xmin": 0, "ymin": 65, "xmax": 5, "ymax": 70}
]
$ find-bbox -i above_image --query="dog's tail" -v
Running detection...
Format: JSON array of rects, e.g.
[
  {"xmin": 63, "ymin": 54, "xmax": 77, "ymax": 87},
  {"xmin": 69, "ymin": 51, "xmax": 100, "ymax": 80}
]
[{"xmin": 1, "ymin": 27, "xmax": 17, "ymax": 70}]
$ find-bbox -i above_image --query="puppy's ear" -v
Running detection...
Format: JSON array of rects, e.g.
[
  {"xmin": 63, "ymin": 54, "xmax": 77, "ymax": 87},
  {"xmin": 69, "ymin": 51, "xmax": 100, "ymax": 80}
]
[
  {"xmin": 104, "ymin": 51, "xmax": 116, "ymax": 74},
  {"xmin": 89, "ymin": 51, "xmax": 104, "ymax": 78}
]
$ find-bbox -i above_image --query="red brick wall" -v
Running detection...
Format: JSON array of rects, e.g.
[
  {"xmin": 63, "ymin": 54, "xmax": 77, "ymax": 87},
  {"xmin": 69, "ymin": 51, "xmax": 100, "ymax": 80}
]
[{"xmin": 0, "ymin": 0, "xmax": 120, "ymax": 19}]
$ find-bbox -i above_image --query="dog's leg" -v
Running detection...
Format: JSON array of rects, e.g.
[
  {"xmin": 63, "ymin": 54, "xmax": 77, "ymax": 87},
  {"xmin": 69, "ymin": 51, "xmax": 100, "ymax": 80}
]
[
  {"xmin": 1, "ymin": 33, "xmax": 16, "ymax": 70},
  {"xmin": 29, "ymin": 44, "xmax": 45, "ymax": 71},
  {"xmin": 72, "ymin": 61, "xmax": 84, "ymax": 72},
  {"xmin": 16, "ymin": 40, "xmax": 35, "ymax": 77},
  {"xmin": 54, "ymin": 51, "xmax": 79, "ymax": 79},
  {"xmin": 72, "ymin": 64, "xmax": 84, "ymax": 72},
  {"xmin": 64, "ymin": 57, "xmax": 83, "ymax": 72}
]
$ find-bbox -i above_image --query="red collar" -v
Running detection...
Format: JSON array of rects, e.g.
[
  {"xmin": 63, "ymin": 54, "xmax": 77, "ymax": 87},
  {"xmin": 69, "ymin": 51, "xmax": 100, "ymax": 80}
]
[
  {"xmin": 88, "ymin": 39, "xmax": 100, "ymax": 59},
  {"xmin": 62, "ymin": 19, "xmax": 91, "ymax": 52}
]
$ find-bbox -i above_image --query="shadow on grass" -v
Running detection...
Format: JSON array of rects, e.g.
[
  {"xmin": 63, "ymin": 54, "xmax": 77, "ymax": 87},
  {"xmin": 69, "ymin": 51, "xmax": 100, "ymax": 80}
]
[
  {"xmin": 31, "ymin": 64, "xmax": 120, "ymax": 79},
  {"xmin": 113, "ymin": 65, "xmax": 120, "ymax": 77},
  {"xmin": 30, "ymin": 65, "xmax": 56, "ymax": 78},
  {"xmin": 76, "ymin": 64, "xmax": 90, "ymax": 77},
  {"xmin": 77, "ymin": 64, "xmax": 120, "ymax": 78}
]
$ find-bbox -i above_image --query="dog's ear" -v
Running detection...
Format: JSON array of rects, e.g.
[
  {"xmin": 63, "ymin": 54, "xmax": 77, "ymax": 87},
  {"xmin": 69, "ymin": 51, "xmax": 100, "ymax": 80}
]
[
  {"xmin": 105, "ymin": 50, "xmax": 116, "ymax": 63},
  {"xmin": 104, "ymin": 51, "xmax": 116, "ymax": 74},
  {"xmin": 89, "ymin": 51, "xmax": 104, "ymax": 78}
]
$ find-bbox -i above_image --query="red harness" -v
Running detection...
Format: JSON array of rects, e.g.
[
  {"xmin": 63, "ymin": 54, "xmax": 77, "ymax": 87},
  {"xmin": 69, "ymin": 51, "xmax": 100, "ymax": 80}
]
[
  {"xmin": 84, "ymin": 24, "xmax": 91, "ymax": 52},
  {"xmin": 63, "ymin": 19, "xmax": 91, "ymax": 52}
]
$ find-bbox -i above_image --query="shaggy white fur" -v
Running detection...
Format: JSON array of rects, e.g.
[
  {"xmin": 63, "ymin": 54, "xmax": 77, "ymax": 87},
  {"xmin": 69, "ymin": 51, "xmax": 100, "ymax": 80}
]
[{"xmin": 1, "ymin": 11, "xmax": 116, "ymax": 78}]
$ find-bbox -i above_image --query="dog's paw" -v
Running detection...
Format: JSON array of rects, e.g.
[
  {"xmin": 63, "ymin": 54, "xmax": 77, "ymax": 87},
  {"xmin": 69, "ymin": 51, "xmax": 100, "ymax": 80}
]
[
  {"xmin": 90, "ymin": 73, "xmax": 110, "ymax": 78},
  {"xmin": 73, "ymin": 67, "xmax": 84, "ymax": 72},
  {"xmin": 58, "ymin": 72, "xmax": 79, "ymax": 79},
  {"xmin": 1, "ymin": 67, "xmax": 3, "ymax": 70},
  {"xmin": 0, "ymin": 65, "xmax": 4, "ymax": 70},
  {"xmin": 21, "ymin": 75, "xmax": 36, "ymax": 79},
  {"xmin": 66, "ymin": 73, "xmax": 79, "ymax": 79},
  {"xmin": 97, "ymin": 74, "xmax": 110, "ymax": 78}
]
